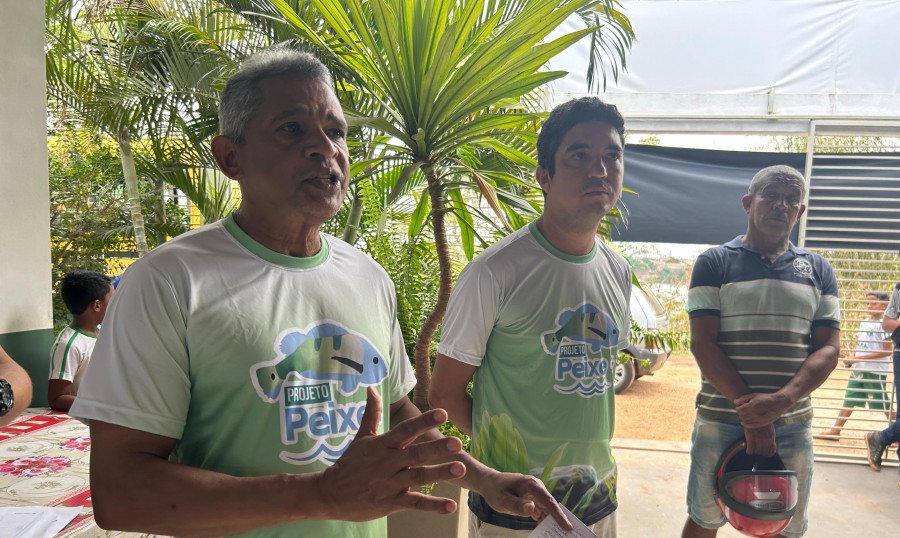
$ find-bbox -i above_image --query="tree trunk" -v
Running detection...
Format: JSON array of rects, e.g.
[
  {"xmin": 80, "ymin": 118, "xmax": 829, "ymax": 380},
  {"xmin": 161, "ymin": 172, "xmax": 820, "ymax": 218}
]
[
  {"xmin": 152, "ymin": 178, "xmax": 167, "ymax": 246},
  {"xmin": 412, "ymin": 163, "xmax": 454, "ymax": 410},
  {"xmin": 342, "ymin": 185, "xmax": 364, "ymax": 245},
  {"xmin": 116, "ymin": 129, "xmax": 150, "ymax": 257}
]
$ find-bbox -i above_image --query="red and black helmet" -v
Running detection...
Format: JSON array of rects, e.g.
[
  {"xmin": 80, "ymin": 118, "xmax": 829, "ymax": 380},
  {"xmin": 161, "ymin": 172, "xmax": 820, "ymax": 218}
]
[{"xmin": 714, "ymin": 440, "xmax": 799, "ymax": 537}]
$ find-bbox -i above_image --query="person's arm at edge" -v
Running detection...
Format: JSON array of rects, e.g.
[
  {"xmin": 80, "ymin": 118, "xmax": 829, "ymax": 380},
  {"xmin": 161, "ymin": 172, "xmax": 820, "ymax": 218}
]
[
  {"xmin": 844, "ymin": 348, "xmax": 892, "ymax": 366},
  {"xmin": 89, "ymin": 389, "xmax": 464, "ymax": 536},
  {"xmin": 844, "ymin": 333, "xmax": 892, "ymax": 365},
  {"xmin": 0, "ymin": 344, "xmax": 32, "ymax": 427},
  {"xmin": 429, "ymin": 354, "xmax": 476, "ymax": 436},
  {"xmin": 735, "ymin": 325, "xmax": 840, "ymax": 428},
  {"xmin": 390, "ymin": 395, "xmax": 571, "ymax": 530},
  {"xmin": 883, "ymin": 314, "xmax": 899, "ymax": 333},
  {"xmin": 48, "ymin": 379, "xmax": 76, "ymax": 412}
]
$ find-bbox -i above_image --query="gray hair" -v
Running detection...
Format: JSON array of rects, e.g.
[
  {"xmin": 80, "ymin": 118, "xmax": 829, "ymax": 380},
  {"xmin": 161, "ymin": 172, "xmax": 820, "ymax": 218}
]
[
  {"xmin": 748, "ymin": 165, "xmax": 807, "ymax": 198},
  {"xmin": 219, "ymin": 48, "xmax": 333, "ymax": 143}
]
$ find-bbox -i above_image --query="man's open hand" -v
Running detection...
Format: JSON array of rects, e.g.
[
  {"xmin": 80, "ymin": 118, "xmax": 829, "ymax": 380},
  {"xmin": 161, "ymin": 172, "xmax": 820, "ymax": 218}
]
[{"xmin": 318, "ymin": 388, "xmax": 466, "ymax": 521}]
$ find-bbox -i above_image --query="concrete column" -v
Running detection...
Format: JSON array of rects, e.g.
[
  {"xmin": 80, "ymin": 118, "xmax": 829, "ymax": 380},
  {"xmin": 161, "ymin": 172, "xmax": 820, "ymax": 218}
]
[{"xmin": 0, "ymin": 1, "xmax": 54, "ymax": 406}]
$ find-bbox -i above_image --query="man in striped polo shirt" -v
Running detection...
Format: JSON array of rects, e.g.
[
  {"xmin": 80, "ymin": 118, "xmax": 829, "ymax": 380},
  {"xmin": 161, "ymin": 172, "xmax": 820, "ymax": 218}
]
[{"xmin": 681, "ymin": 165, "xmax": 841, "ymax": 538}]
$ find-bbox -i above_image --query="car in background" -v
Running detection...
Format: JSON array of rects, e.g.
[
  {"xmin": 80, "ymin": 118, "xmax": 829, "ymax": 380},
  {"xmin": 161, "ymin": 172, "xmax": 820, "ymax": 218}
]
[{"xmin": 614, "ymin": 284, "xmax": 672, "ymax": 394}]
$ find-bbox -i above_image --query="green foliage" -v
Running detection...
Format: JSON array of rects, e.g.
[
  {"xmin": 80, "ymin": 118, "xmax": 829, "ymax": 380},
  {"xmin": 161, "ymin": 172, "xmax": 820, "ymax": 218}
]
[
  {"xmin": 626, "ymin": 323, "xmax": 689, "ymax": 358},
  {"xmin": 47, "ymin": 0, "xmax": 257, "ymax": 230},
  {"xmin": 274, "ymin": 0, "xmax": 626, "ymax": 256},
  {"xmin": 764, "ymin": 135, "xmax": 898, "ymax": 153},
  {"xmin": 618, "ymin": 243, "xmax": 695, "ymax": 351},
  {"xmin": 365, "ymin": 233, "xmax": 443, "ymax": 362},
  {"xmin": 324, "ymin": 177, "xmax": 445, "ymax": 362},
  {"xmin": 49, "ymin": 129, "xmax": 188, "ymax": 328},
  {"xmin": 635, "ymin": 135, "xmax": 660, "ymax": 146},
  {"xmin": 271, "ymin": 0, "xmax": 634, "ymax": 406},
  {"xmin": 438, "ymin": 421, "xmax": 471, "ymax": 452}
]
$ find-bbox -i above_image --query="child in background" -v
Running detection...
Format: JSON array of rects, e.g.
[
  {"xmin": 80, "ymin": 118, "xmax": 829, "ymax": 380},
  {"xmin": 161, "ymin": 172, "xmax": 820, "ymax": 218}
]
[
  {"xmin": 48, "ymin": 270, "xmax": 113, "ymax": 411},
  {"xmin": 818, "ymin": 292, "xmax": 894, "ymax": 440}
]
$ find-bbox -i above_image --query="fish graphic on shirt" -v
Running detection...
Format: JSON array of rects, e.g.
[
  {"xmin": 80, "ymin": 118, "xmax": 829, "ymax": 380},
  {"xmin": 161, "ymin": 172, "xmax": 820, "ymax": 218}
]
[
  {"xmin": 251, "ymin": 322, "xmax": 388, "ymax": 402},
  {"xmin": 541, "ymin": 304, "xmax": 619, "ymax": 355}
]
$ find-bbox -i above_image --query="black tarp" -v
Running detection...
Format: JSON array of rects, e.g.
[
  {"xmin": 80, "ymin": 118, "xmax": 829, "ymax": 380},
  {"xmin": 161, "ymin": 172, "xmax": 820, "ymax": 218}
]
[{"xmin": 613, "ymin": 145, "xmax": 900, "ymax": 251}]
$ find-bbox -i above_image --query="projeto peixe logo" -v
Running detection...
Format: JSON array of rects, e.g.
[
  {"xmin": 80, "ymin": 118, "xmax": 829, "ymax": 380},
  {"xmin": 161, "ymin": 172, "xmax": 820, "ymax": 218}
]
[
  {"xmin": 541, "ymin": 303, "xmax": 619, "ymax": 398},
  {"xmin": 250, "ymin": 321, "xmax": 388, "ymax": 466}
]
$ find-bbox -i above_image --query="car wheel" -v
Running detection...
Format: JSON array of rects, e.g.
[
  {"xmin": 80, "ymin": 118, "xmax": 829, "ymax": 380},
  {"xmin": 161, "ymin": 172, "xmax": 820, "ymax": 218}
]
[{"xmin": 614, "ymin": 360, "xmax": 636, "ymax": 394}]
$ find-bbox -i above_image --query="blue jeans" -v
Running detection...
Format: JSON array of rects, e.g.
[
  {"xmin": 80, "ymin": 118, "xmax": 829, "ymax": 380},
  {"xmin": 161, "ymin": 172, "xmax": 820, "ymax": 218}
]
[
  {"xmin": 877, "ymin": 348, "xmax": 900, "ymax": 453},
  {"xmin": 686, "ymin": 414, "xmax": 813, "ymax": 538}
]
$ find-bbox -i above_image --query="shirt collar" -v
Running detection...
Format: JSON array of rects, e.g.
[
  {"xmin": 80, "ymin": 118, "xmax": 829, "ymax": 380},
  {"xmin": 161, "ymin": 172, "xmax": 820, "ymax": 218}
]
[{"xmin": 724, "ymin": 235, "xmax": 808, "ymax": 256}]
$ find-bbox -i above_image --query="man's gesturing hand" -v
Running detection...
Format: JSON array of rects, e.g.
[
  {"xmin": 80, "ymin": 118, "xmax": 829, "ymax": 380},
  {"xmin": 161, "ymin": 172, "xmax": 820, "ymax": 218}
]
[
  {"xmin": 734, "ymin": 392, "xmax": 790, "ymax": 428},
  {"xmin": 317, "ymin": 388, "xmax": 466, "ymax": 521}
]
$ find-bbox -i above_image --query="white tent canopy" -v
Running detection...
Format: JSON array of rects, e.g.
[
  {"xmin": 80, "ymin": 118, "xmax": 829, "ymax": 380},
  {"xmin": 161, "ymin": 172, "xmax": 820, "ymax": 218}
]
[{"xmin": 549, "ymin": 0, "xmax": 900, "ymax": 133}]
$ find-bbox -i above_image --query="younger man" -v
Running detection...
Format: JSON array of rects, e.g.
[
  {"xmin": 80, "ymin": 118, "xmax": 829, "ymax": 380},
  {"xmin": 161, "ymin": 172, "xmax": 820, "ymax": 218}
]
[
  {"xmin": 48, "ymin": 270, "xmax": 113, "ymax": 411},
  {"xmin": 819, "ymin": 292, "xmax": 892, "ymax": 439},
  {"xmin": 431, "ymin": 97, "xmax": 631, "ymax": 537}
]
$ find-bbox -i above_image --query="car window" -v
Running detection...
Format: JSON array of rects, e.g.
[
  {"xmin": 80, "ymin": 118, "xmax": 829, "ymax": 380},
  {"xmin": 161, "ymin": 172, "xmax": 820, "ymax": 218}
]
[
  {"xmin": 630, "ymin": 284, "xmax": 667, "ymax": 331},
  {"xmin": 630, "ymin": 285, "xmax": 653, "ymax": 329}
]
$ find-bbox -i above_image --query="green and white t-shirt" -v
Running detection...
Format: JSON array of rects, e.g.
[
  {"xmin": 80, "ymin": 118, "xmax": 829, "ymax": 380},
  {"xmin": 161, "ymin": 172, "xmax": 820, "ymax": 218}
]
[
  {"xmin": 49, "ymin": 326, "xmax": 96, "ymax": 390},
  {"xmin": 853, "ymin": 319, "xmax": 889, "ymax": 373},
  {"xmin": 71, "ymin": 215, "xmax": 416, "ymax": 538},
  {"xmin": 438, "ymin": 222, "xmax": 631, "ymax": 529}
]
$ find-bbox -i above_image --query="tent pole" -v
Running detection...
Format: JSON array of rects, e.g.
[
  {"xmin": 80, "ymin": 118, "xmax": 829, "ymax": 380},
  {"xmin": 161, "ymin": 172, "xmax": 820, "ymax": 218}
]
[{"xmin": 798, "ymin": 120, "xmax": 817, "ymax": 248}]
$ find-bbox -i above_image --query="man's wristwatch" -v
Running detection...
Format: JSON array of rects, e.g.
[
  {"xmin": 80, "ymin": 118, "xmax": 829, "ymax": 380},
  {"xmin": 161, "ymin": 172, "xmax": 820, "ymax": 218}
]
[{"xmin": 0, "ymin": 378, "xmax": 13, "ymax": 418}]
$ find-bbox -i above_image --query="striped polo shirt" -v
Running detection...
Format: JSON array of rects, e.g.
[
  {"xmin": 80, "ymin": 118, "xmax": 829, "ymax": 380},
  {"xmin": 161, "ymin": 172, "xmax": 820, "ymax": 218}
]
[{"xmin": 686, "ymin": 236, "xmax": 840, "ymax": 424}]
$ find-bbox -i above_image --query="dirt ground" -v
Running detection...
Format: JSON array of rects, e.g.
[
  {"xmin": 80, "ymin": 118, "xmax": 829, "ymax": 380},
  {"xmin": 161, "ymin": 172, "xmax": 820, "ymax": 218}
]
[
  {"xmin": 614, "ymin": 354, "xmax": 897, "ymax": 463},
  {"xmin": 614, "ymin": 354, "xmax": 699, "ymax": 442}
]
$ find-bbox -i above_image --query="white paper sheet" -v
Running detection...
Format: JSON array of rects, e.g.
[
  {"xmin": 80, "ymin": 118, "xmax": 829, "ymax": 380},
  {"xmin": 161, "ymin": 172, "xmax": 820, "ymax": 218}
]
[
  {"xmin": 0, "ymin": 506, "xmax": 81, "ymax": 538},
  {"xmin": 527, "ymin": 505, "xmax": 598, "ymax": 538}
]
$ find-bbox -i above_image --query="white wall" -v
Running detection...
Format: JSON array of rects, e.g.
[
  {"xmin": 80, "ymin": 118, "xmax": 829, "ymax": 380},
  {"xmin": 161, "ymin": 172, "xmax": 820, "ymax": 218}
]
[{"xmin": 0, "ymin": 1, "xmax": 52, "ymax": 333}]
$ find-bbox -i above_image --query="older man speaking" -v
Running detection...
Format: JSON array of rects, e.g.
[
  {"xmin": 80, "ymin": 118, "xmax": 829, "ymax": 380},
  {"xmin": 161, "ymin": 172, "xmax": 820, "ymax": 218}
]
[{"xmin": 71, "ymin": 48, "xmax": 566, "ymax": 538}]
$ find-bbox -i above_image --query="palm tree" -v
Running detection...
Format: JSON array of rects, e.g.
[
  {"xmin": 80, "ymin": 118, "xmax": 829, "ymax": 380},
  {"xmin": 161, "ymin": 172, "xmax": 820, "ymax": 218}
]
[
  {"xmin": 46, "ymin": 0, "xmax": 267, "ymax": 249},
  {"xmin": 46, "ymin": 0, "xmax": 633, "ymax": 408},
  {"xmin": 47, "ymin": 0, "xmax": 158, "ymax": 255},
  {"xmin": 272, "ymin": 0, "xmax": 634, "ymax": 408}
]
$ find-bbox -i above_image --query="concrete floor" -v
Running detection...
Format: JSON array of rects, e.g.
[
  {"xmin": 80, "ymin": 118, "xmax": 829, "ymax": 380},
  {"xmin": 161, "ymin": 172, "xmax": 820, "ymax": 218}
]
[
  {"xmin": 389, "ymin": 439, "xmax": 897, "ymax": 537},
  {"xmin": 614, "ymin": 439, "xmax": 897, "ymax": 537}
]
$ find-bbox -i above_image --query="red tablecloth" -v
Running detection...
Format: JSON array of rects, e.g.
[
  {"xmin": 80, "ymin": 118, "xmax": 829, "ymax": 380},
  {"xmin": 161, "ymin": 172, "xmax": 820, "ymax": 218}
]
[{"xmin": 0, "ymin": 409, "xmax": 152, "ymax": 537}]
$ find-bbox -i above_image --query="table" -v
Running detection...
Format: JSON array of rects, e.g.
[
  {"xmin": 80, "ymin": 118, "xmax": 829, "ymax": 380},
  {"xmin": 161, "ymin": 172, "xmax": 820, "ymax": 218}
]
[{"xmin": 0, "ymin": 409, "xmax": 152, "ymax": 537}]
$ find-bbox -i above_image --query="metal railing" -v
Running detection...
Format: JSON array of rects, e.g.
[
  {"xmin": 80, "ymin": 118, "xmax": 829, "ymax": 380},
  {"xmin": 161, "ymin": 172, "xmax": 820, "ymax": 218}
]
[
  {"xmin": 799, "ymin": 122, "xmax": 900, "ymax": 463},
  {"xmin": 808, "ymin": 253, "xmax": 898, "ymax": 464}
]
